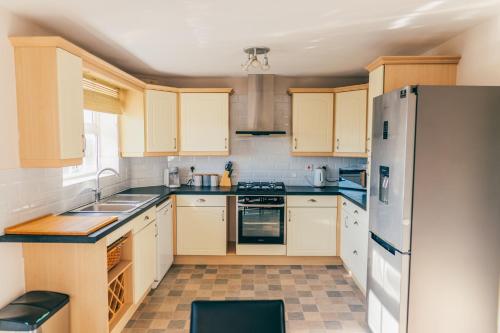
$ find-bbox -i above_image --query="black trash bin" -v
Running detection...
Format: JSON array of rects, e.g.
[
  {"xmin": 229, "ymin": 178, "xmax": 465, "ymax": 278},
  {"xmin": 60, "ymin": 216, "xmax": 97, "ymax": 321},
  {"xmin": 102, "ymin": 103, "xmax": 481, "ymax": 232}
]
[{"xmin": 0, "ymin": 291, "xmax": 69, "ymax": 332}]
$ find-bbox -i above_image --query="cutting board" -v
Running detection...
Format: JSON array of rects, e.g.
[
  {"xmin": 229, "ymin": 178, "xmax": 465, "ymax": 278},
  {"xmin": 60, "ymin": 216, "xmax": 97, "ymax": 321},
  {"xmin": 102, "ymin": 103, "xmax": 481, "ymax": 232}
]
[{"xmin": 4, "ymin": 214, "xmax": 119, "ymax": 236}]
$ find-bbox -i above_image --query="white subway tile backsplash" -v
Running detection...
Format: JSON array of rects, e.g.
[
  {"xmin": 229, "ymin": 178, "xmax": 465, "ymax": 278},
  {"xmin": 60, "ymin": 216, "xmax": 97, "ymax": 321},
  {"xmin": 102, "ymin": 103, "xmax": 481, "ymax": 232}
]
[{"xmin": 0, "ymin": 159, "xmax": 130, "ymax": 232}]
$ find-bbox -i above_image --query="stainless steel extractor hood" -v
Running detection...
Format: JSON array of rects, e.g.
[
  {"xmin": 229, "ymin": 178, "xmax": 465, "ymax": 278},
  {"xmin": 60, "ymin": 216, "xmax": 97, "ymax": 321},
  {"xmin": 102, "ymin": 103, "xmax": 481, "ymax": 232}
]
[{"xmin": 235, "ymin": 74, "xmax": 286, "ymax": 136}]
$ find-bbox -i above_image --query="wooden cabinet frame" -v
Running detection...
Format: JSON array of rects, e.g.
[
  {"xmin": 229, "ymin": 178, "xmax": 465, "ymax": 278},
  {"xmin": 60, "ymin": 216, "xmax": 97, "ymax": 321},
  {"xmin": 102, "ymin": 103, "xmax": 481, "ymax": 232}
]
[{"xmin": 288, "ymin": 84, "xmax": 369, "ymax": 158}]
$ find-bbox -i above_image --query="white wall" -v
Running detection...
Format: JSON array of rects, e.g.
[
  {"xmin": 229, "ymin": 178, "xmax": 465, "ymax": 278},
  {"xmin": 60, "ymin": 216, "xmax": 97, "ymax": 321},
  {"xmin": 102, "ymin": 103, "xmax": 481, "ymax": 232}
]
[
  {"xmin": 0, "ymin": 7, "xmax": 46, "ymax": 308},
  {"xmin": 0, "ymin": 8, "xmax": 130, "ymax": 308},
  {"xmin": 425, "ymin": 15, "xmax": 500, "ymax": 85}
]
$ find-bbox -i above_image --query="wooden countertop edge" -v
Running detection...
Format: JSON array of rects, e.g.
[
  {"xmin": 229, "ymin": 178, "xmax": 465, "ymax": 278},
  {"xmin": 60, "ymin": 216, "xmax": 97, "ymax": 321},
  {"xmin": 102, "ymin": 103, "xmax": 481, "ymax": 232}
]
[{"xmin": 4, "ymin": 215, "xmax": 119, "ymax": 236}]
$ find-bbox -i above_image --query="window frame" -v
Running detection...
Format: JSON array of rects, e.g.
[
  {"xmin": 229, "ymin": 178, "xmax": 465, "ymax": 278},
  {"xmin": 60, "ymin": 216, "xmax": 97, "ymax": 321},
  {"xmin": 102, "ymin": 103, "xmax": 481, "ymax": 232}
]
[{"xmin": 63, "ymin": 110, "xmax": 119, "ymax": 186}]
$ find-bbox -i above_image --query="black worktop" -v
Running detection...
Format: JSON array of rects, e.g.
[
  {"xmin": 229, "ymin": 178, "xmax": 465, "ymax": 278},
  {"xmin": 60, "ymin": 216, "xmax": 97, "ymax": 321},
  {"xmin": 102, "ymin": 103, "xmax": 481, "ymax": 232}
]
[
  {"xmin": 286, "ymin": 186, "xmax": 367, "ymax": 210},
  {"xmin": 0, "ymin": 184, "xmax": 366, "ymax": 244}
]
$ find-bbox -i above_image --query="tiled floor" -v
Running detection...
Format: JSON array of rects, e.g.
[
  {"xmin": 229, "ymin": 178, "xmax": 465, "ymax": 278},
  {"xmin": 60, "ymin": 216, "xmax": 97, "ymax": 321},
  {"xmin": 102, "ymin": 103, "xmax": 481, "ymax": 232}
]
[{"xmin": 124, "ymin": 264, "xmax": 368, "ymax": 333}]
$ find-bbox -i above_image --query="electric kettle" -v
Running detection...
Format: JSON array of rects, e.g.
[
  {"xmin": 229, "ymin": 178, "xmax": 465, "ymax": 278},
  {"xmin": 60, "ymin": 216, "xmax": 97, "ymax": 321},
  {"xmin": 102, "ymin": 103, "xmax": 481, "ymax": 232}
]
[{"xmin": 313, "ymin": 167, "xmax": 326, "ymax": 187}]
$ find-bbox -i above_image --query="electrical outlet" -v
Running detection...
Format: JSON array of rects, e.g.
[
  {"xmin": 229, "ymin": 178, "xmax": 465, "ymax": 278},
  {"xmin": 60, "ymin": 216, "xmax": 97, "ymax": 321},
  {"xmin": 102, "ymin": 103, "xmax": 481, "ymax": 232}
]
[{"xmin": 305, "ymin": 164, "xmax": 313, "ymax": 171}]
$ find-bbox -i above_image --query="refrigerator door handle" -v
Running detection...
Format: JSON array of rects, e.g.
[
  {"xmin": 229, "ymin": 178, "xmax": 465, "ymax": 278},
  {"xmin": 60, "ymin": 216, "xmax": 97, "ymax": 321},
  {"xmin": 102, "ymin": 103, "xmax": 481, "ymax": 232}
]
[{"xmin": 370, "ymin": 232, "xmax": 403, "ymax": 255}]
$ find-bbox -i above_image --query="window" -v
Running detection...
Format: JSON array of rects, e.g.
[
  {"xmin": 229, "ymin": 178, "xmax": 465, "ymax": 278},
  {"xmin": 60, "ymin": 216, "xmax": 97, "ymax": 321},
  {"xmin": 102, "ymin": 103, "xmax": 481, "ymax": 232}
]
[{"xmin": 63, "ymin": 110, "xmax": 119, "ymax": 185}]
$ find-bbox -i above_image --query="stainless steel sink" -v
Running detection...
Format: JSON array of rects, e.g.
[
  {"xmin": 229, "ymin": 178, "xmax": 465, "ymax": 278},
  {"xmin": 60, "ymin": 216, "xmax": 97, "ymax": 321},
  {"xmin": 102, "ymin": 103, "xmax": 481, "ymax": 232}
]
[
  {"xmin": 75, "ymin": 203, "xmax": 139, "ymax": 213},
  {"xmin": 103, "ymin": 194, "xmax": 158, "ymax": 203},
  {"xmin": 71, "ymin": 193, "xmax": 159, "ymax": 213}
]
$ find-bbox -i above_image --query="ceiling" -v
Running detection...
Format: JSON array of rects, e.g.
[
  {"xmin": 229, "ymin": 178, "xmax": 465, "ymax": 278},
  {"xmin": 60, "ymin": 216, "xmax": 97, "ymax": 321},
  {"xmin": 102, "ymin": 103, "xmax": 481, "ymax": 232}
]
[{"xmin": 1, "ymin": 0, "xmax": 500, "ymax": 77}]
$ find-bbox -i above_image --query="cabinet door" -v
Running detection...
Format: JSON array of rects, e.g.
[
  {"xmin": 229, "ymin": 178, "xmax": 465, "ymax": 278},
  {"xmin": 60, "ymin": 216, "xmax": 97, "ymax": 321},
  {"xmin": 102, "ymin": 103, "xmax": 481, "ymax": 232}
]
[
  {"xmin": 292, "ymin": 93, "xmax": 333, "ymax": 153},
  {"xmin": 180, "ymin": 93, "xmax": 229, "ymax": 153},
  {"xmin": 334, "ymin": 89, "xmax": 368, "ymax": 154},
  {"xmin": 56, "ymin": 48, "xmax": 84, "ymax": 160},
  {"xmin": 350, "ymin": 211, "xmax": 369, "ymax": 292},
  {"xmin": 133, "ymin": 221, "xmax": 157, "ymax": 302},
  {"xmin": 177, "ymin": 207, "xmax": 226, "ymax": 255},
  {"xmin": 146, "ymin": 90, "xmax": 177, "ymax": 152},
  {"xmin": 287, "ymin": 207, "xmax": 336, "ymax": 256},
  {"xmin": 340, "ymin": 209, "xmax": 353, "ymax": 265}
]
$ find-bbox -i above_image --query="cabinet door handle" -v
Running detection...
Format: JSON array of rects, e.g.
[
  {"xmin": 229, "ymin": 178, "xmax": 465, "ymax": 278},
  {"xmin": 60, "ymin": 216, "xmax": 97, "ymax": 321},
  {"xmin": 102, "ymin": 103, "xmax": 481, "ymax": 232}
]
[
  {"xmin": 173, "ymin": 137, "xmax": 177, "ymax": 150},
  {"xmin": 354, "ymin": 210, "xmax": 358, "ymax": 215},
  {"xmin": 294, "ymin": 137, "xmax": 297, "ymax": 150},
  {"xmin": 221, "ymin": 210, "xmax": 225, "ymax": 222},
  {"xmin": 344, "ymin": 217, "xmax": 348, "ymax": 228},
  {"xmin": 353, "ymin": 250, "xmax": 358, "ymax": 256},
  {"xmin": 197, "ymin": 198, "xmax": 206, "ymax": 203},
  {"xmin": 224, "ymin": 138, "xmax": 228, "ymax": 150},
  {"xmin": 353, "ymin": 221, "xmax": 359, "ymax": 226},
  {"xmin": 308, "ymin": 198, "xmax": 317, "ymax": 203},
  {"xmin": 82, "ymin": 134, "xmax": 86, "ymax": 153},
  {"xmin": 288, "ymin": 210, "xmax": 291, "ymax": 222},
  {"xmin": 342, "ymin": 202, "xmax": 347, "ymax": 207},
  {"xmin": 144, "ymin": 216, "xmax": 150, "ymax": 221}
]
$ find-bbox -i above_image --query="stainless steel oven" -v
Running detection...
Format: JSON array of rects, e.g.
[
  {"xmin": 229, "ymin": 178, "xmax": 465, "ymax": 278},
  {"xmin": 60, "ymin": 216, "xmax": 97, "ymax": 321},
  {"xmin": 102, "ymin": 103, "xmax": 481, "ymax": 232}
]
[{"xmin": 237, "ymin": 195, "xmax": 285, "ymax": 244}]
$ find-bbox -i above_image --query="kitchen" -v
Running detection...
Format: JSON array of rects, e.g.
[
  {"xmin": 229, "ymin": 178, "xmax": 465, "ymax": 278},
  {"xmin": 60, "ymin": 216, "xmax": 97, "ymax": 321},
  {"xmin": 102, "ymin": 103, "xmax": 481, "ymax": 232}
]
[{"xmin": 0, "ymin": 2, "xmax": 499, "ymax": 333}]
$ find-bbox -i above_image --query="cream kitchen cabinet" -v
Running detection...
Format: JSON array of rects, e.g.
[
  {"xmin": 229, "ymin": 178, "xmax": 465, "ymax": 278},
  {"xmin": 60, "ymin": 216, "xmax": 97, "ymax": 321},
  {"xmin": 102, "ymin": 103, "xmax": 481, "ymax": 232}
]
[
  {"xmin": 334, "ymin": 86, "xmax": 368, "ymax": 155},
  {"xmin": 365, "ymin": 56, "xmax": 460, "ymax": 155},
  {"xmin": 340, "ymin": 198, "xmax": 368, "ymax": 294},
  {"xmin": 121, "ymin": 85, "xmax": 178, "ymax": 157},
  {"xmin": 176, "ymin": 195, "xmax": 227, "ymax": 255},
  {"xmin": 133, "ymin": 218, "xmax": 157, "ymax": 302},
  {"xmin": 286, "ymin": 196, "xmax": 337, "ymax": 256},
  {"xmin": 290, "ymin": 92, "xmax": 334, "ymax": 154},
  {"xmin": 145, "ymin": 89, "xmax": 177, "ymax": 153},
  {"xmin": 179, "ymin": 91, "xmax": 230, "ymax": 155},
  {"xmin": 11, "ymin": 42, "xmax": 84, "ymax": 168}
]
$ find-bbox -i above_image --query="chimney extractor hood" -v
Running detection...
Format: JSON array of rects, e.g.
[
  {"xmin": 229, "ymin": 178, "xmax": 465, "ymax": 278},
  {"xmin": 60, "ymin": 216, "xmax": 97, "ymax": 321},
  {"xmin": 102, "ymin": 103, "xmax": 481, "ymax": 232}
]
[{"xmin": 235, "ymin": 74, "xmax": 286, "ymax": 136}]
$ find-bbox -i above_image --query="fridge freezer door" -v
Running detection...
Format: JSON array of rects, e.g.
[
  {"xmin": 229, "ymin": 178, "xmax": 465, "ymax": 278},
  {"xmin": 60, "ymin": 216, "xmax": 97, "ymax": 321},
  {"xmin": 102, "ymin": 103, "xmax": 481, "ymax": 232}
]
[
  {"xmin": 369, "ymin": 87, "xmax": 416, "ymax": 252},
  {"xmin": 367, "ymin": 233, "xmax": 410, "ymax": 333}
]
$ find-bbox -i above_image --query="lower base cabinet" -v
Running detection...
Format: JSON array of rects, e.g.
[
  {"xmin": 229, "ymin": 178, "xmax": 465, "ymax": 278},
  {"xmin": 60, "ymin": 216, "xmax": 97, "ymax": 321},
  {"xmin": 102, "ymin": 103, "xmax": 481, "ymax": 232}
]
[
  {"xmin": 340, "ymin": 199, "xmax": 368, "ymax": 293},
  {"xmin": 177, "ymin": 206, "xmax": 226, "ymax": 255},
  {"xmin": 286, "ymin": 196, "xmax": 337, "ymax": 256},
  {"xmin": 287, "ymin": 207, "xmax": 337, "ymax": 256},
  {"xmin": 133, "ymin": 219, "xmax": 157, "ymax": 302}
]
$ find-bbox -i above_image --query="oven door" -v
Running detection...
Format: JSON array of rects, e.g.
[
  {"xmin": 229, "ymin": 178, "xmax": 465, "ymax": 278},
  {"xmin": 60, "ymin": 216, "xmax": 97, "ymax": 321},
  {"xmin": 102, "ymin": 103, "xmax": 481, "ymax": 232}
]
[{"xmin": 238, "ymin": 204, "xmax": 285, "ymax": 244}]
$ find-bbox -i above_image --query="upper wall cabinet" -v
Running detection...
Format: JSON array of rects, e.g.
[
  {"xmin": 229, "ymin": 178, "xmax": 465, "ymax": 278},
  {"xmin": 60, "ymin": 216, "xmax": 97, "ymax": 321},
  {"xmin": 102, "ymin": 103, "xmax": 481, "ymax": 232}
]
[
  {"xmin": 120, "ymin": 85, "xmax": 178, "ymax": 157},
  {"xmin": 365, "ymin": 56, "xmax": 460, "ymax": 153},
  {"xmin": 334, "ymin": 85, "xmax": 368, "ymax": 156},
  {"xmin": 290, "ymin": 92, "xmax": 334, "ymax": 155},
  {"xmin": 145, "ymin": 89, "xmax": 177, "ymax": 153},
  {"xmin": 288, "ymin": 87, "xmax": 368, "ymax": 157},
  {"xmin": 12, "ymin": 44, "xmax": 84, "ymax": 168},
  {"xmin": 179, "ymin": 90, "xmax": 231, "ymax": 155}
]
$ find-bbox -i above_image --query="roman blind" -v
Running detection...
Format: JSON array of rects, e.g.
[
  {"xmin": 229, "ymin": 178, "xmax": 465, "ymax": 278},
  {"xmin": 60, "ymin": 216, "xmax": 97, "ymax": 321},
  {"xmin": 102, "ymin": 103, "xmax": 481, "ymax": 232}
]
[{"xmin": 83, "ymin": 76, "xmax": 122, "ymax": 114}]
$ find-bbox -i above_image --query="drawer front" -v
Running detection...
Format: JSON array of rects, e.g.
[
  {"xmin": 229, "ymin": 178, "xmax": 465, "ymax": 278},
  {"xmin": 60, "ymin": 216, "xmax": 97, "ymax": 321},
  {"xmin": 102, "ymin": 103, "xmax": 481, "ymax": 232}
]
[
  {"xmin": 341, "ymin": 198, "xmax": 366, "ymax": 218},
  {"xmin": 132, "ymin": 207, "xmax": 157, "ymax": 233},
  {"xmin": 287, "ymin": 195, "xmax": 337, "ymax": 208},
  {"xmin": 341, "ymin": 205, "xmax": 368, "ymax": 293},
  {"xmin": 177, "ymin": 195, "xmax": 226, "ymax": 207},
  {"xmin": 106, "ymin": 223, "xmax": 132, "ymax": 246},
  {"xmin": 341, "ymin": 212, "xmax": 354, "ymax": 265}
]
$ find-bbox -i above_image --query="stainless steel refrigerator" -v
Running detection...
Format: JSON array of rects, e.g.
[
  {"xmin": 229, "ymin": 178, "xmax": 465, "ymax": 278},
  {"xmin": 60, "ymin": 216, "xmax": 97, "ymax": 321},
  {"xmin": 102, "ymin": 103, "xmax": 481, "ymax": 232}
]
[{"xmin": 367, "ymin": 86, "xmax": 500, "ymax": 333}]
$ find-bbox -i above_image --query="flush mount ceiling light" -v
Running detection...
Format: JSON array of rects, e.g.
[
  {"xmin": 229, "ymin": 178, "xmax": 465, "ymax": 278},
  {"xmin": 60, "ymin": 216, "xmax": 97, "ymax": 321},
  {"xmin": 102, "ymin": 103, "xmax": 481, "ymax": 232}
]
[{"xmin": 241, "ymin": 47, "xmax": 270, "ymax": 72}]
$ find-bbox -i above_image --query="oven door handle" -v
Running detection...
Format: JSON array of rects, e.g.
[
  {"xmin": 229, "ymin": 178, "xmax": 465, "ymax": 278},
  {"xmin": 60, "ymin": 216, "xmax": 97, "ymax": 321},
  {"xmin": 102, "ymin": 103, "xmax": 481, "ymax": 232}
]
[{"xmin": 237, "ymin": 204, "xmax": 285, "ymax": 208}]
